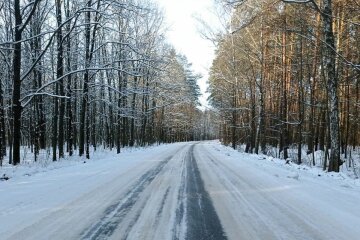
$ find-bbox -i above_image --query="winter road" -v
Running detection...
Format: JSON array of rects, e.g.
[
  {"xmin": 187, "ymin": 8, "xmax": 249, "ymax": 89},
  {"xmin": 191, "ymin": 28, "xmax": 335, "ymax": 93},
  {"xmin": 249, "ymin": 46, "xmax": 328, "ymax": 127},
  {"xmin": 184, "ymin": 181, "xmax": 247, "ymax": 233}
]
[{"xmin": 2, "ymin": 142, "xmax": 360, "ymax": 240}]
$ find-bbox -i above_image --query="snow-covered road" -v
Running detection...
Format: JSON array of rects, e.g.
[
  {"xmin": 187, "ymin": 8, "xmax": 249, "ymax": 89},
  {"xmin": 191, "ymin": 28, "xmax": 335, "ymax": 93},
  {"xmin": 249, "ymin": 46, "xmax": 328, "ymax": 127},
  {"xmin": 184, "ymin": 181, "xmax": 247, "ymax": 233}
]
[{"xmin": 1, "ymin": 141, "xmax": 360, "ymax": 239}]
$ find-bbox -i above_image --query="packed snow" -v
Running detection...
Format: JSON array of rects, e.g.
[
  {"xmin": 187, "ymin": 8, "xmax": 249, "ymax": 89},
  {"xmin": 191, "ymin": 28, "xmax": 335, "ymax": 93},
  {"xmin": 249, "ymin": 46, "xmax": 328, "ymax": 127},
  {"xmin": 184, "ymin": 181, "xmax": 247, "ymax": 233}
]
[{"xmin": 1, "ymin": 141, "xmax": 360, "ymax": 239}]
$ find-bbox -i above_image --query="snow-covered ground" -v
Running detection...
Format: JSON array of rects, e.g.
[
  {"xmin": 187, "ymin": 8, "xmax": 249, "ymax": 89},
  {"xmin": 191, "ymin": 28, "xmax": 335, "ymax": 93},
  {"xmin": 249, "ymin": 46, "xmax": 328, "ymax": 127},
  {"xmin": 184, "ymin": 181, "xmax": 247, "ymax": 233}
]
[
  {"xmin": 218, "ymin": 143, "xmax": 360, "ymax": 188},
  {"xmin": 197, "ymin": 142, "xmax": 360, "ymax": 239},
  {"xmin": 1, "ymin": 141, "xmax": 360, "ymax": 239}
]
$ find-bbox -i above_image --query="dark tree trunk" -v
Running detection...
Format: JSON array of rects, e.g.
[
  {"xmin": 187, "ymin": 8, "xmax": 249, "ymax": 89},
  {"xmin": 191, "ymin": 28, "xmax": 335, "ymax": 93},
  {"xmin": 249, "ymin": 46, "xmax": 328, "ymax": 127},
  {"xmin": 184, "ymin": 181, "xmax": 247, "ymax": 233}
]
[
  {"xmin": 140, "ymin": 73, "xmax": 150, "ymax": 146},
  {"xmin": 297, "ymin": 32, "xmax": 304, "ymax": 165},
  {"xmin": 106, "ymin": 69, "xmax": 114, "ymax": 149},
  {"xmin": 12, "ymin": 0, "xmax": 23, "ymax": 165},
  {"xmin": 122, "ymin": 74, "xmax": 128, "ymax": 147},
  {"xmin": 52, "ymin": 84, "xmax": 59, "ymax": 162},
  {"xmin": 65, "ymin": 10, "xmax": 73, "ymax": 156},
  {"xmin": 91, "ymin": 100, "xmax": 96, "ymax": 152},
  {"xmin": 56, "ymin": 0, "xmax": 65, "ymax": 160},
  {"xmin": 281, "ymin": 20, "xmax": 289, "ymax": 160},
  {"xmin": 37, "ymin": 69, "xmax": 46, "ymax": 150},
  {"xmin": 231, "ymin": 87, "xmax": 237, "ymax": 150},
  {"xmin": 250, "ymin": 77, "xmax": 256, "ymax": 153},
  {"xmin": 30, "ymin": 17, "xmax": 46, "ymax": 151},
  {"xmin": 67, "ymin": 78, "xmax": 73, "ymax": 156},
  {"xmin": 79, "ymin": 0, "xmax": 92, "ymax": 157},
  {"xmin": 130, "ymin": 75, "xmax": 138, "ymax": 147},
  {"xmin": 79, "ymin": 0, "xmax": 100, "ymax": 158},
  {"xmin": 0, "ymin": 74, "xmax": 5, "ymax": 165},
  {"xmin": 116, "ymin": 68, "xmax": 123, "ymax": 154},
  {"xmin": 11, "ymin": 0, "xmax": 40, "ymax": 164}
]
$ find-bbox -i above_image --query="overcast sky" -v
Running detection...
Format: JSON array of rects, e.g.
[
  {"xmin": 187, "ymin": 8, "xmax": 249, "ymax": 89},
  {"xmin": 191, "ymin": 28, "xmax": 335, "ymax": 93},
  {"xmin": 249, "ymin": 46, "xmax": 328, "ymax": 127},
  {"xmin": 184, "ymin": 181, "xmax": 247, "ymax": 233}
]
[{"xmin": 155, "ymin": 0, "xmax": 219, "ymax": 109}]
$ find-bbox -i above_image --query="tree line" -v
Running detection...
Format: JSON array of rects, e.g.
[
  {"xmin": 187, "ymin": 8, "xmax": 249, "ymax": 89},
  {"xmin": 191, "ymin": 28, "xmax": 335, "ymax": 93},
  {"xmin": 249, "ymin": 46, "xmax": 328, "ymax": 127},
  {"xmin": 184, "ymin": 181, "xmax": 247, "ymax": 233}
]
[
  {"xmin": 209, "ymin": 0, "xmax": 360, "ymax": 172},
  {"xmin": 0, "ymin": 0, "xmax": 217, "ymax": 166}
]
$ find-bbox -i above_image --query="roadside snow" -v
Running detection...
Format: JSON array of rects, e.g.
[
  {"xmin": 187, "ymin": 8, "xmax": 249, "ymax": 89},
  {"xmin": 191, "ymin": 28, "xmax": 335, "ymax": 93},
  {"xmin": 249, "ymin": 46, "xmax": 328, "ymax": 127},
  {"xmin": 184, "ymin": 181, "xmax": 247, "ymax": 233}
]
[
  {"xmin": 196, "ymin": 141, "xmax": 360, "ymax": 240},
  {"xmin": 211, "ymin": 141, "xmax": 360, "ymax": 188}
]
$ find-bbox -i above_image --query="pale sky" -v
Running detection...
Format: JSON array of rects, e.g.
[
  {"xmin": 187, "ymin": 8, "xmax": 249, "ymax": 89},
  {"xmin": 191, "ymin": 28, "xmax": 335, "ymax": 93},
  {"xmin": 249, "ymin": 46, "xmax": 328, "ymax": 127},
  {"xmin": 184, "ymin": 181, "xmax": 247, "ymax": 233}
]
[{"xmin": 155, "ymin": 0, "xmax": 219, "ymax": 109}]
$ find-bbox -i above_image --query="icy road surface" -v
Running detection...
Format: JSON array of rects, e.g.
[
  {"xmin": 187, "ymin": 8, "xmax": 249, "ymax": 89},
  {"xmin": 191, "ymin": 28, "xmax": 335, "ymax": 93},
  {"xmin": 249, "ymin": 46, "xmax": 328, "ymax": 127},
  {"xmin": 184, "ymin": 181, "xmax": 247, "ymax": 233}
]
[{"xmin": 1, "ymin": 142, "xmax": 360, "ymax": 240}]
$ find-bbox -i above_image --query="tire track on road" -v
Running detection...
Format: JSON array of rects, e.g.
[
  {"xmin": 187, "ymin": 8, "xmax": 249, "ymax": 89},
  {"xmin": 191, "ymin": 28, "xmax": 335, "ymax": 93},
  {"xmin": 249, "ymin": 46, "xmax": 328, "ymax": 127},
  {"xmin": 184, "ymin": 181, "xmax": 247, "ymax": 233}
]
[
  {"xmin": 80, "ymin": 155, "xmax": 173, "ymax": 240},
  {"xmin": 80, "ymin": 143, "xmax": 228, "ymax": 240},
  {"xmin": 185, "ymin": 144, "xmax": 227, "ymax": 240}
]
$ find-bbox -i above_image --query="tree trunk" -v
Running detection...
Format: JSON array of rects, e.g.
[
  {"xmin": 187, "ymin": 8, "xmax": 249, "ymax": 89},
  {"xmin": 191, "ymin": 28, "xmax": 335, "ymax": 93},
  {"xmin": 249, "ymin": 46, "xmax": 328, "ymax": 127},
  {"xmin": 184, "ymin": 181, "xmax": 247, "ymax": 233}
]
[
  {"xmin": 65, "ymin": 0, "xmax": 73, "ymax": 156},
  {"xmin": 297, "ymin": 32, "xmax": 304, "ymax": 165},
  {"xmin": 323, "ymin": 0, "xmax": 341, "ymax": 172},
  {"xmin": 12, "ymin": 0, "xmax": 23, "ymax": 165},
  {"xmin": 56, "ymin": 0, "xmax": 65, "ymax": 160},
  {"xmin": 0, "ymin": 73, "xmax": 5, "ymax": 165},
  {"xmin": 79, "ymin": 0, "xmax": 92, "ymax": 157},
  {"xmin": 130, "ymin": 75, "xmax": 138, "ymax": 147}
]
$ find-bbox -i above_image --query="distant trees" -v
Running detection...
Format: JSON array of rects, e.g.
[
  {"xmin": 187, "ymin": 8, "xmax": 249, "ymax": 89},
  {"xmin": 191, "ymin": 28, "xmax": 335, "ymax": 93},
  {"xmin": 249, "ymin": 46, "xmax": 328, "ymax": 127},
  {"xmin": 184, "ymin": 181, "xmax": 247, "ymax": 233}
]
[
  {"xmin": 0, "ymin": 0, "xmax": 209, "ymax": 165},
  {"xmin": 210, "ymin": 0, "xmax": 360, "ymax": 172},
  {"xmin": 152, "ymin": 49, "xmax": 201, "ymax": 142}
]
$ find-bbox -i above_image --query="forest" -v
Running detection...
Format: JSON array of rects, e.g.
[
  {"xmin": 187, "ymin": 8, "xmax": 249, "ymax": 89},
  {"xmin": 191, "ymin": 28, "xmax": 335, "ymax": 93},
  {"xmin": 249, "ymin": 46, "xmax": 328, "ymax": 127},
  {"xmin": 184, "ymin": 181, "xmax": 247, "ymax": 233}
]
[
  {"xmin": 0, "ymin": 0, "xmax": 218, "ymax": 166},
  {"xmin": 2, "ymin": 1, "xmax": 360, "ymax": 237},
  {"xmin": 1, "ymin": 0, "xmax": 359, "ymax": 174},
  {"xmin": 209, "ymin": 0, "xmax": 360, "ymax": 172}
]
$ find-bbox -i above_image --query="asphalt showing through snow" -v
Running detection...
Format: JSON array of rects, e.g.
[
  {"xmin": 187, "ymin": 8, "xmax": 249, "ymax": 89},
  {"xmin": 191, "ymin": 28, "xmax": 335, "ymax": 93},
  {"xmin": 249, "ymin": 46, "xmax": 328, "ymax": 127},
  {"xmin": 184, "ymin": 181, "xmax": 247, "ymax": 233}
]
[
  {"xmin": 80, "ymin": 143, "xmax": 226, "ymax": 240},
  {"xmin": 185, "ymin": 144, "xmax": 227, "ymax": 240}
]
